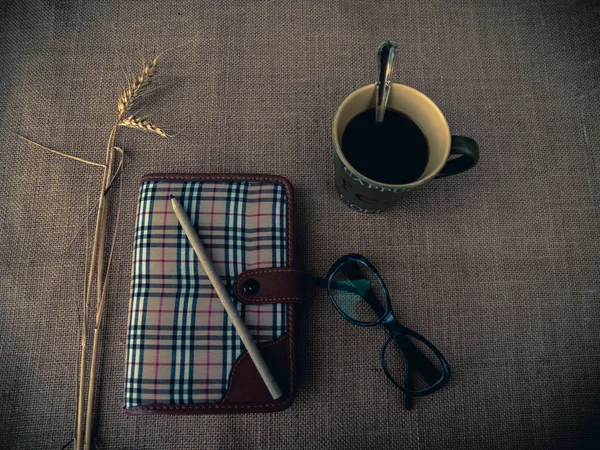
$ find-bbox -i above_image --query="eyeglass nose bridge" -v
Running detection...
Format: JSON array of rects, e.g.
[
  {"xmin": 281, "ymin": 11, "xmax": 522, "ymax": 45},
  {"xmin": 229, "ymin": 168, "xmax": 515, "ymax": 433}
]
[{"xmin": 381, "ymin": 310, "xmax": 399, "ymax": 327}]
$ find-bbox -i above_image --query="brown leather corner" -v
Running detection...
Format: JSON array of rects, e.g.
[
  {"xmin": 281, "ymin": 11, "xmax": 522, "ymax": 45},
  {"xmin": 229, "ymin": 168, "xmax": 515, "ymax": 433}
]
[
  {"xmin": 234, "ymin": 268, "xmax": 306, "ymax": 304},
  {"xmin": 222, "ymin": 334, "xmax": 291, "ymax": 404}
]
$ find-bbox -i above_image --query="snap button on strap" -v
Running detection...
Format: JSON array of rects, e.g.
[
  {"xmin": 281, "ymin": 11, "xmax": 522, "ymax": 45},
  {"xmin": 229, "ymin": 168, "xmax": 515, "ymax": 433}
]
[
  {"xmin": 242, "ymin": 279, "xmax": 260, "ymax": 295},
  {"xmin": 234, "ymin": 268, "xmax": 307, "ymax": 305}
]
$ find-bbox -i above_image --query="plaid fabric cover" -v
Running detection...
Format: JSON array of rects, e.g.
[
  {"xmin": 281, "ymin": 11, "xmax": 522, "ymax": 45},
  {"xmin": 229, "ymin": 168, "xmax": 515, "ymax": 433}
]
[{"xmin": 124, "ymin": 179, "xmax": 288, "ymax": 408}]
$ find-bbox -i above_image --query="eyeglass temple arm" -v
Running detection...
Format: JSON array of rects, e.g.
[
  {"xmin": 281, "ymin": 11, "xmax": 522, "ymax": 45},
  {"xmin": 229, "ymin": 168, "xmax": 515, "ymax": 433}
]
[{"xmin": 309, "ymin": 276, "xmax": 328, "ymax": 288}]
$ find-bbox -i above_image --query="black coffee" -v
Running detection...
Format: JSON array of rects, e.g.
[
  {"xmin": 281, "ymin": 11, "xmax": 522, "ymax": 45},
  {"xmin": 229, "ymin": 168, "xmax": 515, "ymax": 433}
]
[{"xmin": 341, "ymin": 108, "xmax": 428, "ymax": 184}]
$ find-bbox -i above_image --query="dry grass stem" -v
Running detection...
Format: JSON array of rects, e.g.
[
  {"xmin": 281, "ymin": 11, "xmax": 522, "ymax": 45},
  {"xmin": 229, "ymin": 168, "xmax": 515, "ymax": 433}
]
[
  {"xmin": 98, "ymin": 170, "xmax": 122, "ymax": 328},
  {"xmin": 77, "ymin": 167, "xmax": 107, "ymax": 450},
  {"xmin": 104, "ymin": 147, "xmax": 124, "ymax": 194},
  {"xmin": 84, "ymin": 170, "xmax": 123, "ymax": 450},
  {"xmin": 119, "ymin": 115, "xmax": 172, "ymax": 137},
  {"xmin": 65, "ymin": 151, "xmax": 121, "ymax": 254},
  {"xmin": 14, "ymin": 133, "xmax": 106, "ymax": 169},
  {"xmin": 65, "ymin": 200, "xmax": 99, "ymax": 252}
]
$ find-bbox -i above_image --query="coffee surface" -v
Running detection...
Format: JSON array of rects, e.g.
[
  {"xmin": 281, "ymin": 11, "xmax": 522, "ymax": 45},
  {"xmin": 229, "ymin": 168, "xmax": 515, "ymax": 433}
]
[{"xmin": 341, "ymin": 108, "xmax": 429, "ymax": 184}]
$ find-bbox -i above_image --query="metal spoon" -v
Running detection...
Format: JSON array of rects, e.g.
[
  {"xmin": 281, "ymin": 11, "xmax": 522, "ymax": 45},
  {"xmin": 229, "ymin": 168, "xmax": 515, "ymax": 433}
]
[{"xmin": 375, "ymin": 40, "xmax": 398, "ymax": 122}]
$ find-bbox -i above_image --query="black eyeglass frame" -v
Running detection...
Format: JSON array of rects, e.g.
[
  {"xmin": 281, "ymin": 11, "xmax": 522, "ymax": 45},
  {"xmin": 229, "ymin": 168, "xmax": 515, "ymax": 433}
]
[{"xmin": 325, "ymin": 253, "xmax": 451, "ymax": 398}]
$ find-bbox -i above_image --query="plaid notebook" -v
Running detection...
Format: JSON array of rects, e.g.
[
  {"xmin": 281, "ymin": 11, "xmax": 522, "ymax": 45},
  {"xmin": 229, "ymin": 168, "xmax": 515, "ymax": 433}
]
[{"xmin": 124, "ymin": 174, "xmax": 297, "ymax": 414}]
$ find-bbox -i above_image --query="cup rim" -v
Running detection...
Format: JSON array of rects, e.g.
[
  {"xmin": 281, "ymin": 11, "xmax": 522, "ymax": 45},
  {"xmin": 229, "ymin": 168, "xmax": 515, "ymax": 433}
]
[{"xmin": 332, "ymin": 83, "xmax": 451, "ymax": 189}]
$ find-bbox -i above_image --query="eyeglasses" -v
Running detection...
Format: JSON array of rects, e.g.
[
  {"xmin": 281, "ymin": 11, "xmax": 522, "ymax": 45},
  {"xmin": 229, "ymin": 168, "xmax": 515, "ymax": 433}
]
[{"xmin": 315, "ymin": 254, "xmax": 450, "ymax": 410}]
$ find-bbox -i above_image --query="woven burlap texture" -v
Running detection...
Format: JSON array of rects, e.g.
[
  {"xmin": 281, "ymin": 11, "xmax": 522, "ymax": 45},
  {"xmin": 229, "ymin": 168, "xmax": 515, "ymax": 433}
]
[{"xmin": 1, "ymin": 1, "xmax": 598, "ymax": 449}]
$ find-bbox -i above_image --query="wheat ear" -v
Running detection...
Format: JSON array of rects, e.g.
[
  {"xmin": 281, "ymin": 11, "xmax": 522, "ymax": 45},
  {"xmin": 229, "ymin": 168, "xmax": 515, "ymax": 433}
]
[
  {"xmin": 119, "ymin": 115, "xmax": 172, "ymax": 137},
  {"xmin": 118, "ymin": 57, "xmax": 158, "ymax": 114}
]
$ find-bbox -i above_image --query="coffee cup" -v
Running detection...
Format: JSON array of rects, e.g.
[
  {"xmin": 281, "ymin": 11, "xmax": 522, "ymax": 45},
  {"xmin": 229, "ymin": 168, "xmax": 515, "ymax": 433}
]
[{"xmin": 332, "ymin": 83, "xmax": 479, "ymax": 213}]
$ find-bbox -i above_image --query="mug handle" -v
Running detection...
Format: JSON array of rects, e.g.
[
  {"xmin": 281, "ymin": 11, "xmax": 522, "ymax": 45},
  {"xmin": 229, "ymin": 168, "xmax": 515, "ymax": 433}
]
[{"xmin": 435, "ymin": 136, "xmax": 480, "ymax": 178}]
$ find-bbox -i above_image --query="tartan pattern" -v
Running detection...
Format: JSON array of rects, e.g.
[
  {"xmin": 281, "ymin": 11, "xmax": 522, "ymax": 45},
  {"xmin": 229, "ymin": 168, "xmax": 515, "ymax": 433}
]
[{"xmin": 125, "ymin": 180, "xmax": 288, "ymax": 408}]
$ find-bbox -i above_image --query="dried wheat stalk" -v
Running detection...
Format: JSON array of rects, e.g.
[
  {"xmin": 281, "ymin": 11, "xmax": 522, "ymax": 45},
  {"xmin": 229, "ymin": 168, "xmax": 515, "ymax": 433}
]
[
  {"xmin": 79, "ymin": 56, "xmax": 170, "ymax": 450},
  {"xmin": 17, "ymin": 53, "xmax": 171, "ymax": 450}
]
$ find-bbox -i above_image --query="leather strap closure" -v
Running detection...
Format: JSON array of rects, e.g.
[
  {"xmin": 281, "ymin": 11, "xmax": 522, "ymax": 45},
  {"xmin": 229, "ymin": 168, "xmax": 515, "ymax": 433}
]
[{"xmin": 233, "ymin": 268, "xmax": 306, "ymax": 304}]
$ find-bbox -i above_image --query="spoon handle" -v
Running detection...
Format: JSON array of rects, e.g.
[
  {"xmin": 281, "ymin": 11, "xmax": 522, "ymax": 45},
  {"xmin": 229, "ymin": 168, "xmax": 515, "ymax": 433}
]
[{"xmin": 375, "ymin": 40, "xmax": 398, "ymax": 122}]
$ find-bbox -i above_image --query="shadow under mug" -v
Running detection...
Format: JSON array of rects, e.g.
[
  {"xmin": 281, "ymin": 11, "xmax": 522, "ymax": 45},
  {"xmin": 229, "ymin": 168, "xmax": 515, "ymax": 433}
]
[{"xmin": 332, "ymin": 84, "xmax": 480, "ymax": 213}]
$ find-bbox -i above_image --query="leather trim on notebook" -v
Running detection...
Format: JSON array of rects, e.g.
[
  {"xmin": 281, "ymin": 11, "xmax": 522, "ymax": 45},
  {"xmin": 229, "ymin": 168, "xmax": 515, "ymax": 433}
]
[{"xmin": 234, "ymin": 268, "xmax": 307, "ymax": 304}]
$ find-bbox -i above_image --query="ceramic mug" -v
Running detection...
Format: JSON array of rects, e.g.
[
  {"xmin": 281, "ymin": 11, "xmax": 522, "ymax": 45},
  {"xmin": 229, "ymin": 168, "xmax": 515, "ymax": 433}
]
[{"xmin": 332, "ymin": 84, "xmax": 479, "ymax": 213}]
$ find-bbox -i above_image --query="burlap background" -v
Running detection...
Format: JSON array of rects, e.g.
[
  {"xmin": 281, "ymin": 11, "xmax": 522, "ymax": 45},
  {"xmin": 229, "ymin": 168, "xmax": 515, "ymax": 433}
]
[{"xmin": 1, "ymin": 1, "xmax": 598, "ymax": 449}]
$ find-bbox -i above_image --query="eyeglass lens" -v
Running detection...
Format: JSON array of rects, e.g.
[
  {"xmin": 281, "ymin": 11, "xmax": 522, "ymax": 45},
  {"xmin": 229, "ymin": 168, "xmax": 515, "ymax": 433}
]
[
  {"xmin": 382, "ymin": 333, "xmax": 445, "ymax": 392},
  {"xmin": 330, "ymin": 260, "xmax": 387, "ymax": 324}
]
